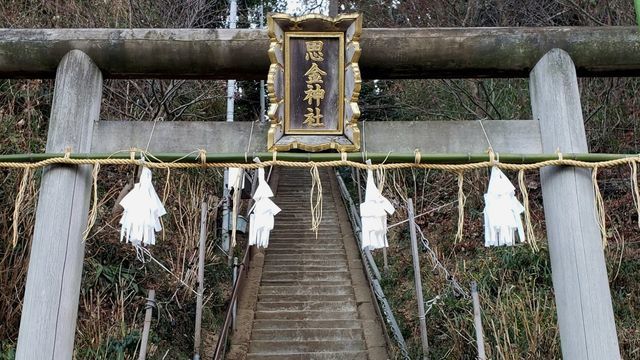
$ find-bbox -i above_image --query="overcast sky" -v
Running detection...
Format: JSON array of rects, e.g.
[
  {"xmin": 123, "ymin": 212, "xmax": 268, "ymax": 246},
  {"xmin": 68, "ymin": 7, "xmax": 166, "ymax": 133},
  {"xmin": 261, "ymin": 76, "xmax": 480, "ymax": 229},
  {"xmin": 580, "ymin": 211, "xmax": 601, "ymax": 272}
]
[{"xmin": 285, "ymin": 0, "xmax": 330, "ymax": 16}]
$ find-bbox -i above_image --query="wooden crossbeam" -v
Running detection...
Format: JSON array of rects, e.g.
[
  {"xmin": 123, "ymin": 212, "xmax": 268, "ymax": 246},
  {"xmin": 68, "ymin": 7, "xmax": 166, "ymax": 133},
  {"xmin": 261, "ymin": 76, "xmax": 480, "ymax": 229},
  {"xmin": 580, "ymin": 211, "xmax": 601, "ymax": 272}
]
[
  {"xmin": 90, "ymin": 120, "xmax": 541, "ymax": 154},
  {"xmin": 1, "ymin": 27, "xmax": 639, "ymax": 79}
]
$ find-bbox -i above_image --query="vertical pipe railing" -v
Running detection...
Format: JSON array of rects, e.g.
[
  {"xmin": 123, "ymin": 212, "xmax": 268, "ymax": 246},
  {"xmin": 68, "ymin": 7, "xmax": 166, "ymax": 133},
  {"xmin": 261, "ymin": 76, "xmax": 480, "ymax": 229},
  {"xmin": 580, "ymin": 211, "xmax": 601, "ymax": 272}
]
[
  {"xmin": 258, "ymin": 2, "xmax": 266, "ymax": 123},
  {"xmin": 408, "ymin": 198, "xmax": 430, "ymax": 359},
  {"xmin": 471, "ymin": 281, "xmax": 486, "ymax": 360},
  {"xmin": 335, "ymin": 171, "xmax": 409, "ymax": 359},
  {"xmin": 225, "ymin": 0, "xmax": 237, "ymax": 123},
  {"xmin": 232, "ymin": 257, "xmax": 239, "ymax": 330},
  {"xmin": 139, "ymin": 290, "xmax": 156, "ymax": 360},
  {"xmin": 193, "ymin": 201, "xmax": 208, "ymax": 360}
]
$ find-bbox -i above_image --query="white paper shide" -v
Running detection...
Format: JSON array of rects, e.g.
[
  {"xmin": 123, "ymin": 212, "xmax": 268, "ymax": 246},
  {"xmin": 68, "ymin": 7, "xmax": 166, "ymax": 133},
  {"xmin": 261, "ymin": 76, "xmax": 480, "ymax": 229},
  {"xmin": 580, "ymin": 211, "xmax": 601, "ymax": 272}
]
[
  {"xmin": 119, "ymin": 167, "xmax": 167, "ymax": 249},
  {"xmin": 483, "ymin": 166, "xmax": 525, "ymax": 247},
  {"xmin": 248, "ymin": 168, "xmax": 281, "ymax": 248},
  {"xmin": 360, "ymin": 168, "xmax": 395, "ymax": 250}
]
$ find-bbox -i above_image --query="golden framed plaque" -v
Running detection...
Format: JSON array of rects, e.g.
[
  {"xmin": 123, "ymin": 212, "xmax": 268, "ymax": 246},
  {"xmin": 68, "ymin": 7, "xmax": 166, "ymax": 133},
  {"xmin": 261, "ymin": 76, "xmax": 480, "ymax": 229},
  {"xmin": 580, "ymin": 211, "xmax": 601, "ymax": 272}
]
[{"xmin": 267, "ymin": 13, "xmax": 362, "ymax": 152}]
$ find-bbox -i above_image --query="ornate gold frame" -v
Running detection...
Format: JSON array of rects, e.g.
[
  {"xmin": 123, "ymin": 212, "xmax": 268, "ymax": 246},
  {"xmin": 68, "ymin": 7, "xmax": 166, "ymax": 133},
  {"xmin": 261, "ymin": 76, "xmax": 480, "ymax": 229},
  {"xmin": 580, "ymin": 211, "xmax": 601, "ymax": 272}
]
[{"xmin": 266, "ymin": 13, "xmax": 362, "ymax": 152}]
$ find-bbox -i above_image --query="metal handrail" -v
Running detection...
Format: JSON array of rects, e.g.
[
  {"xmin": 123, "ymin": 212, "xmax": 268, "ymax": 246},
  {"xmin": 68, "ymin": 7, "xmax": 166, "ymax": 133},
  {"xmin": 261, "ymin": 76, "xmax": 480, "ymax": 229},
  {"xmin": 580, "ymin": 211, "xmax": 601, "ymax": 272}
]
[
  {"xmin": 334, "ymin": 171, "xmax": 409, "ymax": 359},
  {"xmin": 212, "ymin": 169, "xmax": 259, "ymax": 360},
  {"xmin": 212, "ymin": 243, "xmax": 251, "ymax": 360}
]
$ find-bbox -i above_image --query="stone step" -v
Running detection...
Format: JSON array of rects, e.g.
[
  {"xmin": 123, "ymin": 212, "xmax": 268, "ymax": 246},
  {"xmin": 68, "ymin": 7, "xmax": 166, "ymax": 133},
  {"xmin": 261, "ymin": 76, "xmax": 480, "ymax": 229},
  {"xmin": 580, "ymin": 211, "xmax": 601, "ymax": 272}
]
[
  {"xmin": 254, "ymin": 310, "xmax": 358, "ymax": 320},
  {"xmin": 276, "ymin": 197, "xmax": 334, "ymax": 201},
  {"xmin": 257, "ymin": 294, "xmax": 356, "ymax": 303},
  {"xmin": 274, "ymin": 219, "xmax": 340, "ymax": 224},
  {"xmin": 267, "ymin": 243, "xmax": 343, "ymax": 248},
  {"xmin": 276, "ymin": 202, "xmax": 333, "ymax": 205},
  {"xmin": 272, "ymin": 228, "xmax": 339, "ymax": 232},
  {"xmin": 247, "ymin": 351, "xmax": 368, "ymax": 360},
  {"xmin": 277, "ymin": 200, "xmax": 336, "ymax": 203},
  {"xmin": 258, "ymin": 285, "xmax": 354, "ymax": 296},
  {"xmin": 276, "ymin": 186, "xmax": 331, "ymax": 190},
  {"xmin": 265, "ymin": 249, "xmax": 346, "ymax": 256},
  {"xmin": 263, "ymin": 254, "xmax": 347, "ymax": 261},
  {"xmin": 269, "ymin": 235, "xmax": 342, "ymax": 240},
  {"xmin": 248, "ymin": 340, "xmax": 366, "ymax": 354},
  {"xmin": 241, "ymin": 170, "xmax": 386, "ymax": 360},
  {"xmin": 262, "ymin": 259, "xmax": 348, "ymax": 267},
  {"xmin": 271, "ymin": 223, "xmax": 340, "ymax": 228},
  {"xmin": 276, "ymin": 211, "xmax": 336, "ymax": 214},
  {"xmin": 251, "ymin": 328, "xmax": 364, "ymax": 341},
  {"xmin": 269, "ymin": 232, "xmax": 343, "ymax": 237},
  {"xmin": 275, "ymin": 217, "xmax": 339, "ymax": 222},
  {"xmin": 270, "ymin": 228, "xmax": 342, "ymax": 232},
  {"xmin": 257, "ymin": 301, "xmax": 357, "ymax": 312},
  {"xmin": 252, "ymin": 319, "xmax": 362, "ymax": 330},
  {"xmin": 266, "ymin": 244, "xmax": 344, "ymax": 250},
  {"xmin": 262, "ymin": 265, "xmax": 349, "ymax": 273},
  {"xmin": 276, "ymin": 212, "xmax": 335, "ymax": 215},
  {"xmin": 266, "ymin": 244, "xmax": 344, "ymax": 248},
  {"xmin": 271, "ymin": 232, "xmax": 338, "ymax": 237},
  {"xmin": 262, "ymin": 260, "xmax": 348, "ymax": 268},
  {"xmin": 275, "ymin": 208, "xmax": 336, "ymax": 211},
  {"xmin": 278, "ymin": 207, "xmax": 336, "ymax": 209},
  {"xmin": 269, "ymin": 234, "xmax": 344, "ymax": 244},
  {"xmin": 260, "ymin": 271, "xmax": 351, "ymax": 281},
  {"xmin": 260, "ymin": 280, "xmax": 352, "ymax": 287}
]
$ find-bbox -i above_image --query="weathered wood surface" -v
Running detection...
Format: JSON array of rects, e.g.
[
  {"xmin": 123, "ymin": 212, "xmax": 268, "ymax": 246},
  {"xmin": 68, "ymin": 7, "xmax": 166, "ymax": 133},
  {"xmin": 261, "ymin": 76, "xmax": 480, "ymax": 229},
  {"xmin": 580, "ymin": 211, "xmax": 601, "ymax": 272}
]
[
  {"xmin": 16, "ymin": 50, "xmax": 102, "ymax": 359},
  {"xmin": 287, "ymin": 36, "xmax": 341, "ymax": 133},
  {"xmin": 1, "ymin": 27, "xmax": 640, "ymax": 79},
  {"xmin": 530, "ymin": 49, "xmax": 620, "ymax": 359},
  {"xmin": 139, "ymin": 290, "xmax": 156, "ymax": 360},
  {"xmin": 471, "ymin": 282, "xmax": 486, "ymax": 360},
  {"xmin": 90, "ymin": 120, "xmax": 541, "ymax": 154}
]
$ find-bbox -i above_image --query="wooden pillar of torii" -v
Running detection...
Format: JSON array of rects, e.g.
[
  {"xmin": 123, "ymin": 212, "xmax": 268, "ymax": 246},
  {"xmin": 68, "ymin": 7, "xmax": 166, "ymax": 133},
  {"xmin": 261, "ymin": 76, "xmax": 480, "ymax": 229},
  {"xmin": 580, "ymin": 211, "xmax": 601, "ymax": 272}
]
[
  {"xmin": 16, "ymin": 50, "xmax": 102, "ymax": 359},
  {"xmin": 531, "ymin": 49, "xmax": 620, "ymax": 359}
]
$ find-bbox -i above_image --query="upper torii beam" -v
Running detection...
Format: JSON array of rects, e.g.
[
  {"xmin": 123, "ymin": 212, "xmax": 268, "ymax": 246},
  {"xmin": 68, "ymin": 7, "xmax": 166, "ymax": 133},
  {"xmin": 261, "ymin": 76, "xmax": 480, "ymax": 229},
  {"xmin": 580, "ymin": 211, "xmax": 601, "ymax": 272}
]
[{"xmin": 0, "ymin": 27, "xmax": 640, "ymax": 79}]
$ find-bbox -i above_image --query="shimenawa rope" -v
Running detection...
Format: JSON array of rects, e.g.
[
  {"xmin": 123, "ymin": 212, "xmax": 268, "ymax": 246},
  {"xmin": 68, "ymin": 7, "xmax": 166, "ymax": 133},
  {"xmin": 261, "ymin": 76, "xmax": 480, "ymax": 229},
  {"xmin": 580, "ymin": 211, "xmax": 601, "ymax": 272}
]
[{"xmin": 7, "ymin": 148, "xmax": 640, "ymax": 249}]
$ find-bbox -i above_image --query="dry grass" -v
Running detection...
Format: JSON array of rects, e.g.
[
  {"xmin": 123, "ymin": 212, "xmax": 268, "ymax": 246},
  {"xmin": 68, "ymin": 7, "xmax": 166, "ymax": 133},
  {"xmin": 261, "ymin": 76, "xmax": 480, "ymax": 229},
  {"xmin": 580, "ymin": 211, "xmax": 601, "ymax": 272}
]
[
  {"xmin": 69, "ymin": 169, "xmax": 228, "ymax": 359},
  {"xmin": 0, "ymin": 170, "xmax": 37, "ymax": 342}
]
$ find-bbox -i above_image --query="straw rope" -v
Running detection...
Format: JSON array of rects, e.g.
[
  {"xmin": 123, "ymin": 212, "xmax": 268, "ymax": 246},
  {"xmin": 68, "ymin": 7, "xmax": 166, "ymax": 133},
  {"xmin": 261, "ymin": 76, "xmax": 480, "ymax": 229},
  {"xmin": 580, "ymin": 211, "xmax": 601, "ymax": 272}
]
[
  {"xmin": 12, "ymin": 168, "xmax": 32, "ymax": 247},
  {"xmin": 518, "ymin": 169, "xmax": 539, "ymax": 251},
  {"xmin": 454, "ymin": 170, "xmax": 466, "ymax": 243},
  {"xmin": 6, "ymin": 149, "xmax": 640, "ymax": 249},
  {"xmin": 592, "ymin": 166, "xmax": 608, "ymax": 247},
  {"xmin": 631, "ymin": 161, "xmax": 640, "ymax": 229},
  {"xmin": 82, "ymin": 163, "xmax": 100, "ymax": 241},
  {"xmin": 309, "ymin": 164, "xmax": 323, "ymax": 237},
  {"xmin": 1, "ymin": 153, "xmax": 639, "ymax": 172}
]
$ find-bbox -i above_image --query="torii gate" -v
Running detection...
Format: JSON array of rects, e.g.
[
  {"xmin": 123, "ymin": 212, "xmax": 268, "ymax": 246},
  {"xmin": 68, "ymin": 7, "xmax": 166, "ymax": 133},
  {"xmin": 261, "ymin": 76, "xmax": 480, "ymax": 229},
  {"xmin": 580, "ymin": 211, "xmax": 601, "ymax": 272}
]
[{"xmin": 2, "ymin": 24, "xmax": 637, "ymax": 359}]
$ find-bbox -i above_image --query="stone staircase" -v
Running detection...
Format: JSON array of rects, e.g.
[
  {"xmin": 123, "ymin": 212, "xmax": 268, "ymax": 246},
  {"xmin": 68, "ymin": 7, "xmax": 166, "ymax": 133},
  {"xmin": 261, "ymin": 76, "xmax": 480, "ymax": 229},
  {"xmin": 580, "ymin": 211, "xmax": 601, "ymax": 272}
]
[{"xmin": 238, "ymin": 167, "xmax": 387, "ymax": 360}]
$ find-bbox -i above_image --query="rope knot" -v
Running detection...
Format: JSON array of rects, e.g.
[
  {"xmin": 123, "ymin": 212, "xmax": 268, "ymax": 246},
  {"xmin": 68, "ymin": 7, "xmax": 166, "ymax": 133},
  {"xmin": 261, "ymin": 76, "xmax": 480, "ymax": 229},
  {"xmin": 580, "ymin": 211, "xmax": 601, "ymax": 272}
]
[
  {"xmin": 197, "ymin": 149, "xmax": 207, "ymax": 168},
  {"xmin": 414, "ymin": 149, "xmax": 421, "ymax": 165},
  {"xmin": 487, "ymin": 147, "xmax": 498, "ymax": 166},
  {"xmin": 309, "ymin": 163, "xmax": 323, "ymax": 238},
  {"xmin": 63, "ymin": 147, "xmax": 72, "ymax": 159}
]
